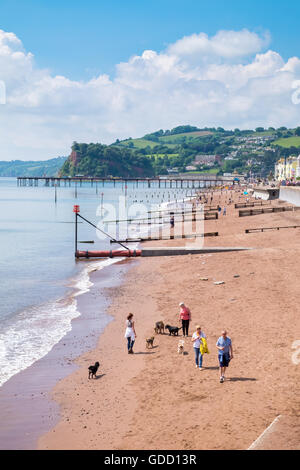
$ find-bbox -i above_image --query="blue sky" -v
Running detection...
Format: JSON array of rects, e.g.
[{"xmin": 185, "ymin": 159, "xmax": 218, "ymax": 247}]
[{"xmin": 0, "ymin": 0, "xmax": 300, "ymax": 80}]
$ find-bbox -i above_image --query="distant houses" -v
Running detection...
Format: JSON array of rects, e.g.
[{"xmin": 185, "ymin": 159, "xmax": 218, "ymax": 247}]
[
  {"xmin": 274, "ymin": 155, "xmax": 300, "ymax": 181},
  {"xmin": 194, "ymin": 154, "xmax": 221, "ymax": 166},
  {"xmin": 184, "ymin": 154, "xmax": 221, "ymax": 171}
]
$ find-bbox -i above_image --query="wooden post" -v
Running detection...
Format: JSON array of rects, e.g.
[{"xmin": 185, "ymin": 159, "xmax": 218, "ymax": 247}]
[
  {"xmin": 148, "ymin": 211, "xmax": 151, "ymax": 240},
  {"xmin": 159, "ymin": 211, "xmax": 162, "ymax": 239}
]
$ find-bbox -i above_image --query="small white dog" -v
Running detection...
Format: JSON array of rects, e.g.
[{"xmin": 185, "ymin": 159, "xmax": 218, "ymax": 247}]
[{"xmin": 177, "ymin": 339, "xmax": 185, "ymax": 354}]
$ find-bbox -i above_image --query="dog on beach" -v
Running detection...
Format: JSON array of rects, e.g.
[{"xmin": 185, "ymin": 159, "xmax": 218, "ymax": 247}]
[
  {"xmin": 177, "ymin": 339, "xmax": 185, "ymax": 354},
  {"xmin": 165, "ymin": 325, "xmax": 182, "ymax": 336},
  {"xmin": 154, "ymin": 321, "xmax": 164, "ymax": 334},
  {"xmin": 146, "ymin": 337, "xmax": 155, "ymax": 349},
  {"xmin": 88, "ymin": 361, "xmax": 100, "ymax": 379}
]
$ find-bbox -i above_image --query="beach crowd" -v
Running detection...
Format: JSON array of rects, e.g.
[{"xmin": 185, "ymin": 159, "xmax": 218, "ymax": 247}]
[{"xmin": 125, "ymin": 303, "xmax": 233, "ymax": 384}]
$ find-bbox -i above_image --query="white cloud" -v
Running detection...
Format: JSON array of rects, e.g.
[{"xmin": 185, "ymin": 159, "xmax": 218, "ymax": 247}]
[
  {"xmin": 0, "ymin": 28, "xmax": 299, "ymax": 160},
  {"xmin": 167, "ymin": 29, "xmax": 271, "ymax": 61}
]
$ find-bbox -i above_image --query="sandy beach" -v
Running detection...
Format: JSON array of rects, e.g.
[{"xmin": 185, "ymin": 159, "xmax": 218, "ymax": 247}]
[{"xmin": 32, "ymin": 189, "xmax": 299, "ymax": 449}]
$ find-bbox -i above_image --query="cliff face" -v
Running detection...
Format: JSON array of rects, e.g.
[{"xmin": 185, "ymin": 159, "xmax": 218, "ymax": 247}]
[{"xmin": 69, "ymin": 150, "xmax": 80, "ymax": 166}]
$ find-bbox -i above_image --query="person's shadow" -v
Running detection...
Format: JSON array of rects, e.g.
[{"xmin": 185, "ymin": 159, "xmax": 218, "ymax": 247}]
[
  {"xmin": 227, "ymin": 377, "xmax": 257, "ymax": 382},
  {"xmin": 133, "ymin": 351, "xmax": 156, "ymax": 355}
]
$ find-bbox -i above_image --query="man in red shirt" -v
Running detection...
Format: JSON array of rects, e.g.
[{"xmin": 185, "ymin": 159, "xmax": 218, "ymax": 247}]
[{"xmin": 179, "ymin": 302, "xmax": 192, "ymax": 337}]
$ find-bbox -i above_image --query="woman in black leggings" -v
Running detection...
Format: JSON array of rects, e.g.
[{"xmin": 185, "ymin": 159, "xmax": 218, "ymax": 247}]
[{"xmin": 179, "ymin": 302, "xmax": 191, "ymax": 337}]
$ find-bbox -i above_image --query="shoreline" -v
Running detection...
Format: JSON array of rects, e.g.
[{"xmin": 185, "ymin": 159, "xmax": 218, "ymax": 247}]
[
  {"xmin": 38, "ymin": 188, "xmax": 300, "ymax": 450},
  {"xmin": 0, "ymin": 258, "xmax": 136, "ymax": 450},
  {"xmin": 0, "ymin": 186, "xmax": 188, "ymax": 449}
]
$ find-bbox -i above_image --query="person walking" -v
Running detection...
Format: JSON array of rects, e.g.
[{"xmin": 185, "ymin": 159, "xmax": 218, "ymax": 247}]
[
  {"xmin": 223, "ymin": 206, "xmax": 227, "ymax": 216},
  {"xmin": 216, "ymin": 330, "xmax": 233, "ymax": 383},
  {"xmin": 192, "ymin": 325, "xmax": 206, "ymax": 370},
  {"xmin": 179, "ymin": 302, "xmax": 191, "ymax": 337},
  {"xmin": 170, "ymin": 214, "xmax": 175, "ymax": 228},
  {"xmin": 124, "ymin": 313, "xmax": 137, "ymax": 354}
]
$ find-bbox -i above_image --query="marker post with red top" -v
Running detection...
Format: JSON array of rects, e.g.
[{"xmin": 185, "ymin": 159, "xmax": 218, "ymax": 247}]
[{"xmin": 73, "ymin": 205, "xmax": 80, "ymax": 258}]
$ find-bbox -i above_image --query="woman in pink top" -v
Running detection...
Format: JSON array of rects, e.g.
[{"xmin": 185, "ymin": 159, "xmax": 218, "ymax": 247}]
[{"xmin": 179, "ymin": 302, "xmax": 191, "ymax": 337}]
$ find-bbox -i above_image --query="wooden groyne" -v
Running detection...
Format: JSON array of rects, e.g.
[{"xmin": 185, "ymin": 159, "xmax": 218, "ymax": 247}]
[
  {"xmin": 239, "ymin": 206, "xmax": 300, "ymax": 217},
  {"xmin": 110, "ymin": 231, "xmax": 219, "ymax": 243},
  {"xmin": 245, "ymin": 225, "xmax": 300, "ymax": 233},
  {"xmin": 105, "ymin": 209, "xmax": 218, "ymax": 225},
  {"xmin": 235, "ymin": 201, "xmax": 270, "ymax": 209}
]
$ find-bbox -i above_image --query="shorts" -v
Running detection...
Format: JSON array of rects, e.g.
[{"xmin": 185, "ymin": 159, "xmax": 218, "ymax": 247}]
[{"xmin": 218, "ymin": 353, "xmax": 230, "ymax": 367}]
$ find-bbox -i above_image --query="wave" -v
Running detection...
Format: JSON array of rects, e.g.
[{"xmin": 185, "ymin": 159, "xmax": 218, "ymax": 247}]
[
  {"xmin": 0, "ymin": 256, "xmax": 123, "ymax": 388},
  {"xmin": 0, "ymin": 190, "xmax": 197, "ymax": 388}
]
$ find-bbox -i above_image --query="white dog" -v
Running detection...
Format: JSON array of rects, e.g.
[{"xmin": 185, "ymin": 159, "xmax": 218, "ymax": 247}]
[{"xmin": 177, "ymin": 339, "xmax": 185, "ymax": 354}]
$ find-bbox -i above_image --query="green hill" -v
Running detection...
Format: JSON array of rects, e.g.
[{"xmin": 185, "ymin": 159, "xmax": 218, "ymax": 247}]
[
  {"xmin": 0, "ymin": 157, "xmax": 67, "ymax": 177},
  {"xmin": 272, "ymin": 136, "xmax": 300, "ymax": 148},
  {"xmin": 115, "ymin": 126, "xmax": 215, "ymax": 151},
  {"xmin": 59, "ymin": 125, "xmax": 300, "ymax": 179}
]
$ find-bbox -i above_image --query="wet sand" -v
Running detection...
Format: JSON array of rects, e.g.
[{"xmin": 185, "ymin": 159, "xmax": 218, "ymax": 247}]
[
  {"xmin": 0, "ymin": 260, "xmax": 134, "ymax": 450},
  {"xmin": 38, "ymin": 189, "xmax": 300, "ymax": 450}
]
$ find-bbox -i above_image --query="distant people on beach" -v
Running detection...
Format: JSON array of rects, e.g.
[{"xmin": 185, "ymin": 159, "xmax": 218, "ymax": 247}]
[
  {"xmin": 217, "ymin": 205, "xmax": 222, "ymax": 215},
  {"xmin": 179, "ymin": 302, "xmax": 191, "ymax": 337},
  {"xmin": 125, "ymin": 313, "xmax": 136, "ymax": 354},
  {"xmin": 170, "ymin": 214, "xmax": 175, "ymax": 228},
  {"xmin": 216, "ymin": 330, "xmax": 233, "ymax": 383},
  {"xmin": 192, "ymin": 325, "xmax": 206, "ymax": 370},
  {"xmin": 223, "ymin": 207, "xmax": 227, "ymax": 216}
]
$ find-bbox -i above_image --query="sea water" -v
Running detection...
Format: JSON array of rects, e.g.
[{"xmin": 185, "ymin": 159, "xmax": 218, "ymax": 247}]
[{"xmin": 0, "ymin": 177, "xmax": 197, "ymax": 386}]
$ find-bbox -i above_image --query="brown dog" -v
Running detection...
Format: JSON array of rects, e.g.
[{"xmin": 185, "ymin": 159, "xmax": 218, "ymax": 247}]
[
  {"xmin": 146, "ymin": 337, "xmax": 155, "ymax": 349},
  {"xmin": 154, "ymin": 321, "xmax": 164, "ymax": 334}
]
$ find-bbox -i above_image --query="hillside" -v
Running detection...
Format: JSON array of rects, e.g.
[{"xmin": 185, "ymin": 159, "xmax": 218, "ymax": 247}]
[
  {"xmin": 272, "ymin": 136, "xmax": 300, "ymax": 148},
  {"xmin": 0, "ymin": 157, "xmax": 67, "ymax": 177},
  {"xmin": 59, "ymin": 143, "xmax": 154, "ymax": 178},
  {"xmin": 59, "ymin": 125, "xmax": 300, "ymax": 179}
]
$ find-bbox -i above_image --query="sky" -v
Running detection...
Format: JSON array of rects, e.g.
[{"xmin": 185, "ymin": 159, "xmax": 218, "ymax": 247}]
[{"xmin": 0, "ymin": 0, "xmax": 300, "ymax": 160}]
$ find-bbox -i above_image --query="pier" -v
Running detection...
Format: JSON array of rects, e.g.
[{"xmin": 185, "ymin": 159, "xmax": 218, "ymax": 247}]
[{"xmin": 17, "ymin": 175, "xmax": 236, "ymax": 189}]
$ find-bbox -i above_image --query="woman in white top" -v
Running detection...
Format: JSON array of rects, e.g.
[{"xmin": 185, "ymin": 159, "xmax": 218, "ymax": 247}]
[
  {"xmin": 124, "ymin": 313, "xmax": 137, "ymax": 354},
  {"xmin": 191, "ymin": 325, "xmax": 206, "ymax": 370}
]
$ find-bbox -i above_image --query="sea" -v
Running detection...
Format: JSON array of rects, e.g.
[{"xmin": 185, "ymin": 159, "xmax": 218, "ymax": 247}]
[{"xmin": 0, "ymin": 177, "xmax": 198, "ymax": 387}]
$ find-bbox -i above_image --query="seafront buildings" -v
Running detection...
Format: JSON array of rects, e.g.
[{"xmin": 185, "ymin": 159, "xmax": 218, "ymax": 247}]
[{"xmin": 275, "ymin": 155, "xmax": 300, "ymax": 181}]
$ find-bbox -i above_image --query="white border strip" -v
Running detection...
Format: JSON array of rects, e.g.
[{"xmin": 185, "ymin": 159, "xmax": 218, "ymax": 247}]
[{"xmin": 247, "ymin": 415, "xmax": 282, "ymax": 450}]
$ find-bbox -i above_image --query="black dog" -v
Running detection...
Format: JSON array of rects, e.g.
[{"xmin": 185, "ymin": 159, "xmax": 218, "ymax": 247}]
[
  {"xmin": 88, "ymin": 361, "xmax": 100, "ymax": 379},
  {"xmin": 165, "ymin": 325, "xmax": 182, "ymax": 336}
]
